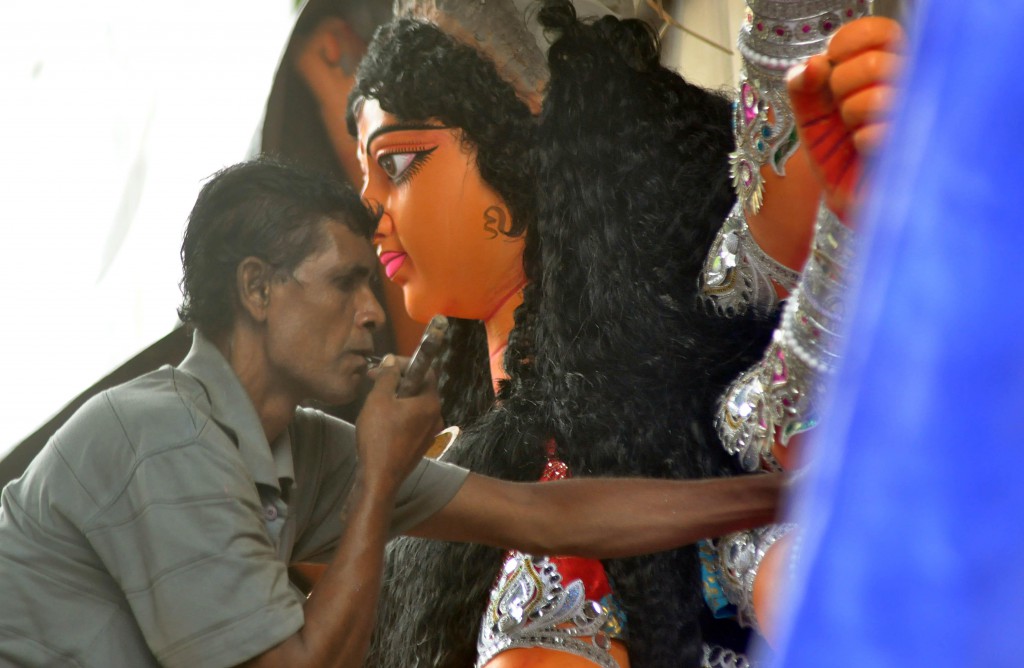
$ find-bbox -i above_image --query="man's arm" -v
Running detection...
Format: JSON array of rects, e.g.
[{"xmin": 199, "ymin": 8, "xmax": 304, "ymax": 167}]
[
  {"xmin": 410, "ymin": 472, "xmax": 783, "ymax": 558},
  {"xmin": 238, "ymin": 361, "xmax": 442, "ymax": 668}
]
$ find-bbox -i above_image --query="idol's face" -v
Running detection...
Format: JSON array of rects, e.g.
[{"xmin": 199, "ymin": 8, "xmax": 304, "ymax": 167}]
[{"xmin": 356, "ymin": 99, "xmax": 525, "ymax": 323}]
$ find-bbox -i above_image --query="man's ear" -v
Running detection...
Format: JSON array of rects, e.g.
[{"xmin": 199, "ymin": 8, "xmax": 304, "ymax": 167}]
[{"xmin": 237, "ymin": 257, "xmax": 274, "ymax": 323}]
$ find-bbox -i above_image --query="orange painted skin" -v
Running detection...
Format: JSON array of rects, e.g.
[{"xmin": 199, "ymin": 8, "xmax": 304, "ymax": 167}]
[
  {"xmin": 357, "ymin": 100, "xmax": 630, "ymax": 667},
  {"xmin": 486, "ymin": 643, "xmax": 631, "ymax": 668},
  {"xmin": 748, "ymin": 17, "xmax": 905, "ymax": 277},
  {"xmin": 357, "ymin": 99, "xmax": 528, "ymax": 389},
  {"xmin": 749, "ymin": 16, "xmax": 906, "ymax": 646},
  {"xmin": 786, "ymin": 16, "xmax": 906, "ymax": 224}
]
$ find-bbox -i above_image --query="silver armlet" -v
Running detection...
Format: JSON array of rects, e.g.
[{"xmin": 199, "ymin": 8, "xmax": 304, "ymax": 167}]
[
  {"xmin": 701, "ymin": 201, "xmax": 800, "ymax": 318},
  {"xmin": 476, "ymin": 553, "xmax": 621, "ymax": 668},
  {"xmin": 730, "ymin": 0, "xmax": 872, "ymax": 213},
  {"xmin": 715, "ymin": 523, "xmax": 799, "ymax": 632},
  {"xmin": 716, "ymin": 202, "xmax": 854, "ymax": 471}
]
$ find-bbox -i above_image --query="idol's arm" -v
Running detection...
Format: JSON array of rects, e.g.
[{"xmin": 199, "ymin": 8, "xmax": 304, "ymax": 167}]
[
  {"xmin": 785, "ymin": 16, "xmax": 905, "ymax": 221},
  {"xmin": 747, "ymin": 16, "xmax": 905, "ymax": 272},
  {"xmin": 292, "ymin": 17, "xmax": 366, "ymax": 186},
  {"xmin": 410, "ymin": 472, "xmax": 783, "ymax": 558},
  {"xmin": 730, "ymin": 18, "xmax": 905, "ymax": 645}
]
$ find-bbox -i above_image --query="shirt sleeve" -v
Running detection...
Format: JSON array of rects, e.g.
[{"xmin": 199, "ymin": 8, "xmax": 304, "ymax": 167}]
[
  {"xmin": 289, "ymin": 409, "xmax": 470, "ymax": 563},
  {"xmin": 389, "ymin": 455, "xmax": 470, "ymax": 537},
  {"xmin": 78, "ymin": 421, "xmax": 304, "ymax": 668}
]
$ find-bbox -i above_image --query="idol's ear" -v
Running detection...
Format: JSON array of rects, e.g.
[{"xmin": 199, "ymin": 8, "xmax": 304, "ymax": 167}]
[{"xmin": 236, "ymin": 256, "xmax": 275, "ymax": 323}]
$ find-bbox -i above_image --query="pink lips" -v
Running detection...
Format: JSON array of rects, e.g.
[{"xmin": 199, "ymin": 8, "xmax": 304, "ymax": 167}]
[{"xmin": 379, "ymin": 250, "xmax": 407, "ymax": 279}]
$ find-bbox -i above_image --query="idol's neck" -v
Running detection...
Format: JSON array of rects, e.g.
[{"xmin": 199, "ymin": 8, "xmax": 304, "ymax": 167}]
[{"xmin": 483, "ymin": 280, "xmax": 526, "ymax": 394}]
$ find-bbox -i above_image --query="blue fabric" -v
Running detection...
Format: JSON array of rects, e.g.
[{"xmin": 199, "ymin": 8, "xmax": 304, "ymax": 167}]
[
  {"xmin": 767, "ymin": 1, "xmax": 1024, "ymax": 665},
  {"xmin": 699, "ymin": 539, "xmax": 738, "ymax": 620}
]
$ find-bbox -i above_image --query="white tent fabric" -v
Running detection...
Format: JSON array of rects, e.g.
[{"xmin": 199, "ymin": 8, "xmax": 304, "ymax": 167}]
[{"xmin": 0, "ymin": 0, "xmax": 296, "ymax": 456}]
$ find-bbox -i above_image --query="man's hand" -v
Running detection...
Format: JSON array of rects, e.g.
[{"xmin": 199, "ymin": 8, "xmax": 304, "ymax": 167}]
[
  {"xmin": 236, "ymin": 356, "xmax": 442, "ymax": 668},
  {"xmin": 787, "ymin": 16, "xmax": 906, "ymax": 219},
  {"xmin": 355, "ymin": 356, "xmax": 444, "ymax": 495}
]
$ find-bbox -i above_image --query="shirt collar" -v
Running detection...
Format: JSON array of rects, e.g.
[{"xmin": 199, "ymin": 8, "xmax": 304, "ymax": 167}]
[{"xmin": 178, "ymin": 330, "xmax": 295, "ymax": 494}]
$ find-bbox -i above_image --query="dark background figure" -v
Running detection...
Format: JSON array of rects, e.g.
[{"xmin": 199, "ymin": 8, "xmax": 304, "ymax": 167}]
[{"xmin": 0, "ymin": 0, "xmax": 395, "ymax": 489}]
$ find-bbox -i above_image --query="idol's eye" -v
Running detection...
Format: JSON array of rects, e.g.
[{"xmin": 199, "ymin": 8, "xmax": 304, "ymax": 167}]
[
  {"xmin": 376, "ymin": 147, "xmax": 436, "ymax": 185},
  {"xmin": 378, "ymin": 153, "xmax": 415, "ymax": 180}
]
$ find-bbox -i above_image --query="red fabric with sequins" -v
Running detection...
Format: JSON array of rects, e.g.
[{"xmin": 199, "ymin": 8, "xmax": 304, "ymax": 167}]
[{"xmin": 537, "ymin": 439, "xmax": 615, "ymax": 602}]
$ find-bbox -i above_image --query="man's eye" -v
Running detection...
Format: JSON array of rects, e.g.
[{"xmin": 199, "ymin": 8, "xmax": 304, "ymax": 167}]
[{"xmin": 378, "ymin": 153, "xmax": 416, "ymax": 181}]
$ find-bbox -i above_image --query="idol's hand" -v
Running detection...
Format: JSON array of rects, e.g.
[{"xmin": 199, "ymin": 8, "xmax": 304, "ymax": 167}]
[
  {"xmin": 293, "ymin": 17, "xmax": 363, "ymax": 106},
  {"xmin": 355, "ymin": 356, "xmax": 444, "ymax": 495},
  {"xmin": 787, "ymin": 16, "xmax": 906, "ymax": 220},
  {"xmin": 292, "ymin": 17, "xmax": 366, "ymax": 184}
]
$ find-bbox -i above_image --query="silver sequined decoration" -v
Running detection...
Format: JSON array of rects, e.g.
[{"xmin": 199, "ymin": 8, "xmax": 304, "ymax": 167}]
[
  {"xmin": 716, "ymin": 201, "xmax": 854, "ymax": 471},
  {"xmin": 702, "ymin": 201, "xmax": 800, "ymax": 317},
  {"xmin": 476, "ymin": 553, "xmax": 621, "ymax": 668},
  {"xmin": 715, "ymin": 524, "xmax": 798, "ymax": 632},
  {"xmin": 704, "ymin": 643, "xmax": 754, "ymax": 668}
]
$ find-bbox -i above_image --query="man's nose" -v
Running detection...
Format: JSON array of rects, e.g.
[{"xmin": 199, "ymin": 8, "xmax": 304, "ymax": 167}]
[{"xmin": 356, "ymin": 291, "xmax": 386, "ymax": 331}]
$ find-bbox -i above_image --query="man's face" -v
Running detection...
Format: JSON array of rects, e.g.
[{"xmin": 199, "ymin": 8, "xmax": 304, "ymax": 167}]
[
  {"xmin": 356, "ymin": 99, "xmax": 526, "ymax": 323},
  {"xmin": 264, "ymin": 221, "xmax": 385, "ymax": 405}
]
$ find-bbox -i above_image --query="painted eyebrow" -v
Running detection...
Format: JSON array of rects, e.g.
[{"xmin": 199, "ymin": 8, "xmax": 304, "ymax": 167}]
[{"xmin": 365, "ymin": 122, "xmax": 449, "ymax": 154}]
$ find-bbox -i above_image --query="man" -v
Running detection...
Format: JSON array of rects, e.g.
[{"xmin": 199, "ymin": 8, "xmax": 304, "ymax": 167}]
[{"xmin": 0, "ymin": 159, "xmax": 782, "ymax": 668}]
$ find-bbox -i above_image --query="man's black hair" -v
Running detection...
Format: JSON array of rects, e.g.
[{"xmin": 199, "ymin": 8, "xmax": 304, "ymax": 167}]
[{"xmin": 177, "ymin": 157, "xmax": 374, "ymax": 339}]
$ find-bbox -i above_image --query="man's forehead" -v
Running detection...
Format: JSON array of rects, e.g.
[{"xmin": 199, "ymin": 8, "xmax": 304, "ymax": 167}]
[{"xmin": 323, "ymin": 221, "xmax": 376, "ymax": 267}]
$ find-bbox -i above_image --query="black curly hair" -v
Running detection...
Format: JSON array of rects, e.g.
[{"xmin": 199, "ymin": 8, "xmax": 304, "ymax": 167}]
[
  {"xmin": 351, "ymin": 4, "xmax": 775, "ymax": 667},
  {"xmin": 347, "ymin": 17, "xmax": 538, "ymax": 427}
]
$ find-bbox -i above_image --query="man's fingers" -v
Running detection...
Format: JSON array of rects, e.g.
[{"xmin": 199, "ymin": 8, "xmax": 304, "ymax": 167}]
[{"xmin": 368, "ymin": 363, "xmax": 402, "ymax": 394}]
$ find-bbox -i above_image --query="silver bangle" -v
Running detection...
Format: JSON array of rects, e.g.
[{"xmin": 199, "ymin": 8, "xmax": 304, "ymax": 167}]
[
  {"xmin": 701, "ymin": 201, "xmax": 800, "ymax": 318},
  {"xmin": 811, "ymin": 200, "xmax": 858, "ymax": 272},
  {"xmin": 715, "ymin": 523, "xmax": 799, "ymax": 632},
  {"xmin": 778, "ymin": 202, "xmax": 857, "ymax": 373},
  {"xmin": 778, "ymin": 291, "xmax": 842, "ymax": 374}
]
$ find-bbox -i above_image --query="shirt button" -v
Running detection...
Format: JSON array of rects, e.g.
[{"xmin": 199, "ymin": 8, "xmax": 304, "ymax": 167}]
[{"xmin": 265, "ymin": 505, "xmax": 278, "ymax": 521}]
